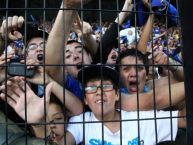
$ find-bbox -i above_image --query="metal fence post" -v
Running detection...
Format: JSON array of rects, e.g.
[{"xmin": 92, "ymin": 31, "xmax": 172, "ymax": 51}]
[{"xmin": 179, "ymin": 0, "xmax": 193, "ymax": 144}]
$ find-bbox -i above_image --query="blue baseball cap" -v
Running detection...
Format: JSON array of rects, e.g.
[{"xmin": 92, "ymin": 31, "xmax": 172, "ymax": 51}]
[
  {"xmin": 151, "ymin": 0, "xmax": 167, "ymax": 11},
  {"xmin": 151, "ymin": 0, "xmax": 179, "ymax": 27}
]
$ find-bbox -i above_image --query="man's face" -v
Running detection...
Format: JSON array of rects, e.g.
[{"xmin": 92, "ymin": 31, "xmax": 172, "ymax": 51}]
[
  {"xmin": 27, "ymin": 37, "xmax": 45, "ymax": 64},
  {"xmin": 65, "ymin": 42, "xmax": 92, "ymax": 78},
  {"xmin": 84, "ymin": 79, "xmax": 119, "ymax": 120},
  {"xmin": 119, "ymin": 56, "xmax": 147, "ymax": 94}
]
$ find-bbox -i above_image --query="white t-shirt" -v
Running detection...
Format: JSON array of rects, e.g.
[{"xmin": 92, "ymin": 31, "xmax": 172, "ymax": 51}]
[{"xmin": 67, "ymin": 110, "xmax": 178, "ymax": 145}]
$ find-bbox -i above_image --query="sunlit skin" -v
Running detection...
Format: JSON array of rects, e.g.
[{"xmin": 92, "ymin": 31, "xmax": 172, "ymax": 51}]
[
  {"xmin": 119, "ymin": 56, "xmax": 147, "ymax": 94},
  {"xmin": 65, "ymin": 42, "xmax": 92, "ymax": 78},
  {"xmin": 84, "ymin": 79, "xmax": 119, "ymax": 121},
  {"xmin": 48, "ymin": 103, "xmax": 65, "ymax": 143},
  {"xmin": 27, "ymin": 37, "xmax": 45, "ymax": 64}
]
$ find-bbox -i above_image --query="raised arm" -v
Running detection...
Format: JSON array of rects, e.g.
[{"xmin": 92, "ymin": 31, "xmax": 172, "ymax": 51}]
[
  {"xmin": 115, "ymin": 0, "xmax": 133, "ymax": 25},
  {"xmin": 0, "ymin": 16, "xmax": 24, "ymax": 55},
  {"xmin": 72, "ymin": 13, "xmax": 99, "ymax": 56},
  {"xmin": 137, "ymin": 0, "xmax": 155, "ymax": 54},
  {"xmin": 45, "ymin": 2, "xmax": 76, "ymax": 84},
  {"xmin": 93, "ymin": 0, "xmax": 133, "ymax": 63},
  {"xmin": 45, "ymin": 0, "xmax": 93, "ymax": 84},
  {"xmin": 137, "ymin": 14, "xmax": 154, "ymax": 54}
]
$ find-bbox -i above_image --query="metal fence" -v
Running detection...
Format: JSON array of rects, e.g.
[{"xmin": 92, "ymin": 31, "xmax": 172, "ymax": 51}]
[{"xmin": 0, "ymin": 0, "xmax": 191, "ymax": 145}]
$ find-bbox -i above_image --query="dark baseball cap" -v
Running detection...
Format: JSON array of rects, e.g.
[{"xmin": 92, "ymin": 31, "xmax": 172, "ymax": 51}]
[
  {"xmin": 78, "ymin": 64, "xmax": 119, "ymax": 86},
  {"xmin": 20, "ymin": 23, "xmax": 49, "ymax": 42},
  {"xmin": 26, "ymin": 24, "xmax": 49, "ymax": 41}
]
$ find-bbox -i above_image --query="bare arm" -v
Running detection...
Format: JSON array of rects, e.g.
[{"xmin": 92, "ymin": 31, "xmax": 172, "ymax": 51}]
[
  {"xmin": 115, "ymin": 0, "xmax": 133, "ymax": 25},
  {"xmin": 137, "ymin": 14, "xmax": 154, "ymax": 54},
  {"xmin": 119, "ymin": 82, "xmax": 185, "ymax": 111},
  {"xmin": 146, "ymin": 75, "xmax": 178, "ymax": 90},
  {"xmin": 153, "ymin": 31, "xmax": 166, "ymax": 40},
  {"xmin": 45, "ymin": 2, "xmax": 77, "ymax": 84},
  {"xmin": 71, "ymin": 0, "xmax": 134, "ymax": 58},
  {"xmin": 51, "ymin": 80, "xmax": 83, "ymax": 116},
  {"xmin": 72, "ymin": 13, "xmax": 98, "ymax": 56},
  {"xmin": 178, "ymin": 107, "xmax": 186, "ymax": 128}
]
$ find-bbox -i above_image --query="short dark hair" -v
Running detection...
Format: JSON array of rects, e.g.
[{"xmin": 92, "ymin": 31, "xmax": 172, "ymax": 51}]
[
  {"xmin": 67, "ymin": 40, "xmax": 82, "ymax": 45},
  {"xmin": 50, "ymin": 94, "xmax": 68, "ymax": 122},
  {"xmin": 116, "ymin": 49, "xmax": 149, "ymax": 75},
  {"xmin": 78, "ymin": 64, "xmax": 119, "ymax": 97},
  {"xmin": 66, "ymin": 40, "xmax": 90, "ymax": 54},
  {"xmin": 78, "ymin": 65, "xmax": 119, "ymax": 87},
  {"xmin": 25, "ymin": 23, "xmax": 49, "ymax": 42}
]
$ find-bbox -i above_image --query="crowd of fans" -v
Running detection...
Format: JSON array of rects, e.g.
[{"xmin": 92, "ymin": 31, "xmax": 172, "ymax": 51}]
[{"xmin": 0, "ymin": 0, "xmax": 186, "ymax": 145}]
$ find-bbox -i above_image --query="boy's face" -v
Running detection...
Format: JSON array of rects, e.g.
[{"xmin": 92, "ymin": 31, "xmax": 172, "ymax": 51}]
[
  {"xmin": 65, "ymin": 42, "xmax": 92, "ymax": 78},
  {"xmin": 84, "ymin": 79, "xmax": 119, "ymax": 119},
  {"xmin": 48, "ymin": 103, "xmax": 65, "ymax": 142},
  {"xmin": 106, "ymin": 48, "xmax": 118, "ymax": 64},
  {"xmin": 119, "ymin": 55, "xmax": 147, "ymax": 94},
  {"xmin": 27, "ymin": 37, "xmax": 45, "ymax": 64}
]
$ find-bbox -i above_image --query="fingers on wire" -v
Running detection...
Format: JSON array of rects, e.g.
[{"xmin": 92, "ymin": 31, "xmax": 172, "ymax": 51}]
[{"xmin": 0, "ymin": 92, "xmax": 17, "ymax": 107}]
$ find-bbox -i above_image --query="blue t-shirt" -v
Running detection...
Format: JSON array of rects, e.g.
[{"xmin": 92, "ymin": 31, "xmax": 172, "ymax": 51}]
[
  {"xmin": 65, "ymin": 74, "xmax": 83, "ymax": 100},
  {"xmin": 33, "ymin": 75, "xmax": 83, "ymax": 100},
  {"xmin": 37, "ymin": 85, "xmax": 44, "ymax": 97}
]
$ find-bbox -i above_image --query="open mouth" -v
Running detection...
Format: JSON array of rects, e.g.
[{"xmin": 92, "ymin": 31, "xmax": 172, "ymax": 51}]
[
  {"xmin": 76, "ymin": 65, "xmax": 82, "ymax": 69},
  {"xmin": 128, "ymin": 81, "xmax": 139, "ymax": 93},
  {"xmin": 76, "ymin": 63, "xmax": 83, "ymax": 69},
  {"xmin": 129, "ymin": 81, "xmax": 138, "ymax": 86},
  {"xmin": 95, "ymin": 99, "xmax": 106, "ymax": 104},
  {"xmin": 110, "ymin": 54, "xmax": 118, "ymax": 61},
  {"xmin": 37, "ymin": 54, "xmax": 44, "ymax": 61}
]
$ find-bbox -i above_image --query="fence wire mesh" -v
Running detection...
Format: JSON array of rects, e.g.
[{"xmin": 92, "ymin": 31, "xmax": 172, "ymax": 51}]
[{"xmin": 0, "ymin": 0, "xmax": 188, "ymax": 145}]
